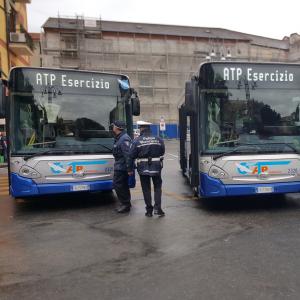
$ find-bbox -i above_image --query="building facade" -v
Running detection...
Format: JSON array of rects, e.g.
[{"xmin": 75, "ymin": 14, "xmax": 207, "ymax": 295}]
[
  {"xmin": 0, "ymin": 0, "xmax": 33, "ymax": 79},
  {"xmin": 30, "ymin": 32, "xmax": 41, "ymax": 67},
  {"xmin": 40, "ymin": 17, "xmax": 299, "ymax": 129},
  {"xmin": 0, "ymin": 0, "xmax": 33, "ymax": 132}
]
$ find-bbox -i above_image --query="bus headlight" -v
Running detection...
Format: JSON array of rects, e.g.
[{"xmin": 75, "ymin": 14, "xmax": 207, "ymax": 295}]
[
  {"xmin": 20, "ymin": 166, "xmax": 41, "ymax": 179},
  {"xmin": 209, "ymin": 166, "xmax": 228, "ymax": 179}
]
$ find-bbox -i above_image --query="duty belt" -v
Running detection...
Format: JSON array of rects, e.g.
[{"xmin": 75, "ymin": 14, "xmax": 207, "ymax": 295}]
[{"xmin": 136, "ymin": 157, "xmax": 163, "ymax": 163}]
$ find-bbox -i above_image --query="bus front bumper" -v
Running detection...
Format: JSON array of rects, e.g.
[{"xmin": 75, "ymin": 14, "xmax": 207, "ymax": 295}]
[
  {"xmin": 10, "ymin": 173, "xmax": 113, "ymax": 198},
  {"xmin": 200, "ymin": 173, "xmax": 300, "ymax": 198}
]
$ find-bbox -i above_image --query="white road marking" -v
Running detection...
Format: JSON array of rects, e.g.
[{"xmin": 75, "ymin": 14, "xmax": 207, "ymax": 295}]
[{"xmin": 166, "ymin": 153, "xmax": 178, "ymax": 158}]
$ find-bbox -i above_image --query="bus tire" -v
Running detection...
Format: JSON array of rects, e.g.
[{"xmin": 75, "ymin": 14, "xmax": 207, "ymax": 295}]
[{"xmin": 102, "ymin": 189, "xmax": 114, "ymax": 195}]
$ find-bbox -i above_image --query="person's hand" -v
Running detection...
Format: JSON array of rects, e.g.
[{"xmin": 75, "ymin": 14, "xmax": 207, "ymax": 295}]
[{"xmin": 128, "ymin": 171, "xmax": 134, "ymax": 176}]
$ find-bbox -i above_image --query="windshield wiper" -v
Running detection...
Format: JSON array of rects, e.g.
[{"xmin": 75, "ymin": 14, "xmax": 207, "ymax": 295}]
[
  {"xmin": 213, "ymin": 144, "xmax": 260, "ymax": 160},
  {"xmin": 213, "ymin": 142, "xmax": 300, "ymax": 161},
  {"xmin": 56, "ymin": 144, "xmax": 113, "ymax": 152},
  {"xmin": 237, "ymin": 142, "xmax": 300, "ymax": 154},
  {"xmin": 83, "ymin": 144, "xmax": 112, "ymax": 151},
  {"xmin": 23, "ymin": 144, "xmax": 113, "ymax": 161},
  {"xmin": 23, "ymin": 149, "xmax": 82, "ymax": 161}
]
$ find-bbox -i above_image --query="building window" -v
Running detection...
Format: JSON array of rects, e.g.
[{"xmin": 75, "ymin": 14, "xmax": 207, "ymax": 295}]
[{"xmin": 60, "ymin": 34, "xmax": 77, "ymax": 50}]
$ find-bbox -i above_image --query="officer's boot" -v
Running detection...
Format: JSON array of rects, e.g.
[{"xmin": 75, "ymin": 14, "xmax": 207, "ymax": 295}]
[
  {"xmin": 145, "ymin": 205, "xmax": 153, "ymax": 217},
  {"xmin": 154, "ymin": 207, "xmax": 165, "ymax": 217}
]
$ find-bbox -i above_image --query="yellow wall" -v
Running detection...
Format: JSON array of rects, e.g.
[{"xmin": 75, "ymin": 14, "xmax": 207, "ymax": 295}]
[
  {"xmin": 0, "ymin": 0, "xmax": 31, "ymax": 80},
  {"xmin": 11, "ymin": 2, "xmax": 30, "ymax": 67},
  {"xmin": 0, "ymin": 0, "xmax": 9, "ymax": 79}
]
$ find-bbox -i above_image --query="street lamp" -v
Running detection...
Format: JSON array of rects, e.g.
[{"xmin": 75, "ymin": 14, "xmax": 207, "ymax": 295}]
[{"xmin": 210, "ymin": 48, "xmax": 216, "ymax": 57}]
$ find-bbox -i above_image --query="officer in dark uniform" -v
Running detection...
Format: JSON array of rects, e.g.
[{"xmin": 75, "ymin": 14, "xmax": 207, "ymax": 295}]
[
  {"xmin": 129, "ymin": 121, "xmax": 165, "ymax": 217},
  {"xmin": 112, "ymin": 120, "xmax": 132, "ymax": 213}
]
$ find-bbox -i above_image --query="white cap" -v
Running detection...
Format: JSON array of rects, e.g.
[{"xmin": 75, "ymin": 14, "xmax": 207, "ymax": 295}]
[{"xmin": 136, "ymin": 120, "xmax": 152, "ymax": 126}]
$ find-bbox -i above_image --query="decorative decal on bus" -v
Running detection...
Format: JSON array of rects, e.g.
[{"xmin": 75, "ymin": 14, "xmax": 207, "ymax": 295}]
[
  {"xmin": 236, "ymin": 161, "xmax": 291, "ymax": 175},
  {"xmin": 48, "ymin": 160, "xmax": 109, "ymax": 174}
]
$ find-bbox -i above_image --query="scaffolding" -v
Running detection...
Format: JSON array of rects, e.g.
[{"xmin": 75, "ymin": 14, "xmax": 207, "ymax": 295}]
[
  {"xmin": 41, "ymin": 17, "xmax": 288, "ymax": 123},
  {"xmin": 41, "ymin": 17, "xmax": 206, "ymax": 123},
  {"xmin": 56, "ymin": 15, "xmax": 102, "ymax": 69}
]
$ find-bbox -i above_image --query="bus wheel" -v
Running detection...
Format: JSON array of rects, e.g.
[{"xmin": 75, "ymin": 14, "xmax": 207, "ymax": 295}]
[{"xmin": 102, "ymin": 190, "xmax": 114, "ymax": 197}]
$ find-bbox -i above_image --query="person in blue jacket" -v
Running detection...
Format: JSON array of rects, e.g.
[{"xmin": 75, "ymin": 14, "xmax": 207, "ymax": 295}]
[
  {"xmin": 129, "ymin": 121, "xmax": 165, "ymax": 217},
  {"xmin": 112, "ymin": 120, "xmax": 132, "ymax": 213}
]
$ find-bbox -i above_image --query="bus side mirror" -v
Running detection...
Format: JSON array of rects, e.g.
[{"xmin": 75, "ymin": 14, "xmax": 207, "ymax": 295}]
[
  {"xmin": 0, "ymin": 80, "xmax": 6, "ymax": 118},
  {"xmin": 131, "ymin": 94, "xmax": 140, "ymax": 116},
  {"xmin": 185, "ymin": 81, "xmax": 196, "ymax": 115}
]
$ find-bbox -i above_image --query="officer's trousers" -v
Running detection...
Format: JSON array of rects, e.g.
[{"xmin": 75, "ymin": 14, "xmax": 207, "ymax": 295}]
[
  {"xmin": 139, "ymin": 174, "xmax": 162, "ymax": 212},
  {"xmin": 113, "ymin": 171, "xmax": 131, "ymax": 207}
]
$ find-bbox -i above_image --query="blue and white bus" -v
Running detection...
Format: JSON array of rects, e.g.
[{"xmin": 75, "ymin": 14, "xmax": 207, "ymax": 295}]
[
  {"xmin": 0, "ymin": 67, "xmax": 140, "ymax": 198},
  {"xmin": 179, "ymin": 62, "xmax": 300, "ymax": 198}
]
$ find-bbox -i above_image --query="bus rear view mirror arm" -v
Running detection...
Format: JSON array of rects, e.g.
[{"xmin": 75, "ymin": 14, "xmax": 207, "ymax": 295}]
[{"xmin": 185, "ymin": 80, "xmax": 197, "ymax": 115}]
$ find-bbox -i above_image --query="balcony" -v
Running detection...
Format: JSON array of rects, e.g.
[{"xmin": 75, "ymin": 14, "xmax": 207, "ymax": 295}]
[{"xmin": 9, "ymin": 28, "xmax": 34, "ymax": 56}]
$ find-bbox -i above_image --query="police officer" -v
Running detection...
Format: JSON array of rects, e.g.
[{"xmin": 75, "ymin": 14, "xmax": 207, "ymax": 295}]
[
  {"xmin": 112, "ymin": 120, "xmax": 132, "ymax": 213},
  {"xmin": 129, "ymin": 121, "xmax": 165, "ymax": 217}
]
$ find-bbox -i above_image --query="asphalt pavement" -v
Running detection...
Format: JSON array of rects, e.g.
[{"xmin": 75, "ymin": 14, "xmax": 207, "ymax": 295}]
[{"xmin": 1, "ymin": 140, "xmax": 300, "ymax": 300}]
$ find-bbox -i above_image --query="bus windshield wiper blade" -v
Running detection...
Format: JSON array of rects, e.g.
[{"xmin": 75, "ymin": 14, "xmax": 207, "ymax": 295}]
[
  {"xmin": 56, "ymin": 144, "xmax": 113, "ymax": 152},
  {"xmin": 23, "ymin": 143, "xmax": 113, "ymax": 161},
  {"xmin": 213, "ymin": 145, "xmax": 259, "ymax": 160},
  {"xmin": 24, "ymin": 149, "xmax": 81, "ymax": 161},
  {"xmin": 237, "ymin": 142, "xmax": 300, "ymax": 154},
  {"xmin": 213, "ymin": 142, "xmax": 300, "ymax": 161},
  {"xmin": 95, "ymin": 144, "xmax": 112, "ymax": 152},
  {"xmin": 75, "ymin": 143, "xmax": 113, "ymax": 152}
]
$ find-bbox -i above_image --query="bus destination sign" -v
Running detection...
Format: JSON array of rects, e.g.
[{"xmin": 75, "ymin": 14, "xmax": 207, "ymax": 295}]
[
  {"xmin": 35, "ymin": 72, "xmax": 111, "ymax": 90},
  {"xmin": 223, "ymin": 67, "xmax": 294, "ymax": 83},
  {"xmin": 10, "ymin": 68, "xmax": 127, "ymax": 96},
  {"xmin": 201, "ymin": 63, "xmax": 300, "ymax": 89}
]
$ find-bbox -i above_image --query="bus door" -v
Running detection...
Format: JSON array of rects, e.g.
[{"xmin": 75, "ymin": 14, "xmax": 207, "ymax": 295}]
[
  {"xmin": 184, "ymin": 79, "xmax": 199, "ymax": 189},
  {"xmin": 189, "ymin": 111, "xmax": 199, "ymax": 189},
  {"xmin": 186, "ymin": 115, "xmax": 192, "ymax": 180},
  {"xmin": 179, "ymin": 104, "xmax": 187, "ymax": 176}
]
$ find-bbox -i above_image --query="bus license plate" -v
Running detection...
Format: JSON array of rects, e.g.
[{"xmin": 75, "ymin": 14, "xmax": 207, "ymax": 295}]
[
  {"xmin": 72, "ymin": 184, "xmax": 90, "ymax": 192},
  {"xmin": 256, "ymin": 186, "xmax": 273, "ymax": 194}
]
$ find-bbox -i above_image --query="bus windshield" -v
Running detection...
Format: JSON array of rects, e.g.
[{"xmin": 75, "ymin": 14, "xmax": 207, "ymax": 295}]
[
  {"xmin": 9, "ymin": 68, "xmax": 128, "ymax": 156},
  {"xmin": 204, "ymin": 88, "xmax": 300, "ymax": 154},
  {"xmin": 11, "ymin": 92, "xmax": 125, "ymax": 155}
]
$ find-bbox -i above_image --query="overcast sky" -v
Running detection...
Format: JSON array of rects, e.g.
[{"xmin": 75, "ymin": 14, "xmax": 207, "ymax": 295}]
[{"xmin": 28, "ymin": 0, "xmax": 300, "ymax": 40}]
